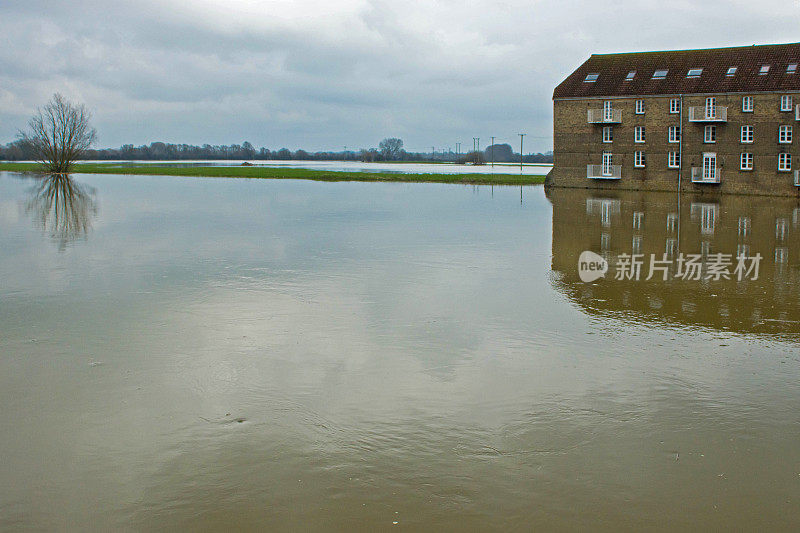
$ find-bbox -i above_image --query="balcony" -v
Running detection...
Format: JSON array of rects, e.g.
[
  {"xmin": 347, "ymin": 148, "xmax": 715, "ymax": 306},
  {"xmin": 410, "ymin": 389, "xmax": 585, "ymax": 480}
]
[
  {"xmin": 794, "ymin": 170, "xmax": 800, "ymax": 186},
  {"xmin": 688, "ymin": 106, "xmax": 728, "ymax": 122},
  {"xmin": 587, "ymin": 164, "xmax": 622, "ymax": 179},
  {"xmin": 587, "ymin": 108, "xmax": 622, "ymax": 124},
  {"xmin": 691, "ymin": 167, "xmax": 721, "ymax": 184}
]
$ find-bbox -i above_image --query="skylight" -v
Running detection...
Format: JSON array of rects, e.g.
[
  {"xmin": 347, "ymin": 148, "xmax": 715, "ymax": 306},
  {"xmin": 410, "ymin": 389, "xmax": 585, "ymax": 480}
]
[
  {"xmin": 726, "ymin": 66, "xmax": 737, "ymax": 77},
  {"xmin": 788, "ymin": 63, "xmax": 798, "ymax": 74},
  {"xmin": 652, "ymin": 69, "xmax": 668, "ymax": 79},
  {"xmin": 760, "ymin": 65, "xmax": 770, "ymax": 75},
  {"xmin": 686, "ymin": 68, "xmax": 703, "ymax": 78},
  {"xmin": 625, "ymin": 70, "xmax": 636, "ymax": 80},
  {"xmin": 584, "ymin": 73, "xmax": 599, "ymax": 83}
]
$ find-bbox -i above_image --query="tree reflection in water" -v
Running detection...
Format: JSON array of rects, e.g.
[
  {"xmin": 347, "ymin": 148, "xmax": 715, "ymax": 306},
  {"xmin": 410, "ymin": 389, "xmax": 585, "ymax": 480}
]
[{"xmin": 26, "ymin": 174, "xmax": 97, "ymax": 250}]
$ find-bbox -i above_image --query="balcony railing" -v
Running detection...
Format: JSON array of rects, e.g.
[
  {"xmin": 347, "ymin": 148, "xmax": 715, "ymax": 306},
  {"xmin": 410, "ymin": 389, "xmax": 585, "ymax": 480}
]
[
  {"xmin": 587, "ymin": 108, "xmax": 622, "ymax": 124},
  {"xmin": 688, "ymin": 106, "xmax": 728, "ymax": 122},
  {"xmin": 691, "ymin": 167, "xmax": 721, "ymax": 184},
  {"xmin": 587, "ymin": 164, "xmax": 622, "ymax": 179},
  {"xmin": 794, "ymin": 170, "xmax": 800, "ymax": 186}
]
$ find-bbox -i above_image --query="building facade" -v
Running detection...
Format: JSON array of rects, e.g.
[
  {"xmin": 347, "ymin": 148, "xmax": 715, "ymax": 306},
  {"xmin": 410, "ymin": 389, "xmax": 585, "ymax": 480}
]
[{"xmin": 547, "ymin": 43, "xmax": 800, "ymax": 196}]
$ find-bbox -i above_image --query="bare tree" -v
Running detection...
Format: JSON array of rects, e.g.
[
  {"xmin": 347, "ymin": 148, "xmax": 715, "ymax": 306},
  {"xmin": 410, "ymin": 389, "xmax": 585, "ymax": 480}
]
[
  {"xmin": 378, "ymin": 137, "xmax": 403, "ymax": 160},
  {"xmin": 21, "ymin": 93, "xmax": 97, "ymax": 173}
]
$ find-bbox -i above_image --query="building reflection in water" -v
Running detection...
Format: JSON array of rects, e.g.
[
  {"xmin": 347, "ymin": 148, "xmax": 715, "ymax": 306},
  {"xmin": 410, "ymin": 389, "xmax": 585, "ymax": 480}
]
[
  {"xmin": 26, "ymin": 174, "xmax": 97, "ymax": 250},
  {"xmin": 547, "ymin": 187, "xmax": 800, "ymax": 337}
]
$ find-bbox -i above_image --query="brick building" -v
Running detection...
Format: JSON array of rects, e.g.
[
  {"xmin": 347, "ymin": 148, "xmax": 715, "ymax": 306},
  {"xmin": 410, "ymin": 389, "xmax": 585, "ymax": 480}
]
[{"xmin": 547, "ymin": 43, "xmax": 800, "ymax": 196}]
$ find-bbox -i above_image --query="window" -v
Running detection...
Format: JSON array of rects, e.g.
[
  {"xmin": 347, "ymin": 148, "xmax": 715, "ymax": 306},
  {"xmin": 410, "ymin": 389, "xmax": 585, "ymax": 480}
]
[
  {"xmin": 726, "ymin": 66, "xmax": 738, "ymax": 77},
  {"xmin": 669, "ymin": 98, "xmax": 681, "ymax": 114},
  {"xmin": 668, "ymin": 151, "xmax": 680, "ymax": 168},
  {"xmin": 584, "ymin": 73, "xmax": 599, "ymax": 82},
  {"xmin": 741, "ymin": 125, "xmax": 753, "ymax": 143},
  {"xmin": 781, "ymin": 95, "xmax": 793, "ymax": 111},
  {"xmin": 788, "ymin": 64, "xmax": 798, "ymax": 74},
  {"xmin": 652, "ymin": 69, "xmax": 668, "ymax": 79},
  {"xmin": 603, "ymin": 100, "xmax": 613, "ymax": 121},
  {"xmin": 635, "ymin": 126, "xmax": 646, "ymax": 143},
  {"xmin": 635, "ymin": 99, "xmax": 645, "ymax": 114},
  {"xmin": 668, "ymin": 126, "xmax": 681, "ymax": 143},
  {"xmin": 760, "ymin": 65, "xmax": 770, "ymax": 75},
  {"xmin": 780, "ymin": 125, "xmax": 793, "ymax": 143},
  {"xmin": 625, "ymin": 70, "xmax": 636, "ymax": 80},
  {"xmin": 686, "ymin": 68, "xmax": 703, "ymax": 78},
  {"xmin": 740, "ymin": 153, "xmax": 753, "ymax": 171},
  {"xmin": 779, "ymin": 153, "xmax": 792, "ymax": 171},
  {"xmin": 602, "ymin": 126, "xmax": 613, "ymax": 143},
  {"xmin": 704, "ymin": 125, "xmax": 716, "ymax": 143},
  {"xmin": 602, "ymin": 152, "xmax": 613, "ymax": 176},
  {"xmin": 634, "ymin": 151, "xmax": 646, "ymax": 168},
  {"xmin": 742, "ymin": 96, "xmax": 753, "ymax": 112}
]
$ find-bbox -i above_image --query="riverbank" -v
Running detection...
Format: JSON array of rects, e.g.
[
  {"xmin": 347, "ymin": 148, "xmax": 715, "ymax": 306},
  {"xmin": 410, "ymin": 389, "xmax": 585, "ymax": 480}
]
[{"xmin": 0, "ymin": 162, "xmax": 546, "ymax": 185}]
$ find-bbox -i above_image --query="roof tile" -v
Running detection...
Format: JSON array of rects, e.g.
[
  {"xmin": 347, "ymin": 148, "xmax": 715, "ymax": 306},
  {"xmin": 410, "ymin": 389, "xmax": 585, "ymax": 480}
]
[{"xmin": 553, "ymin": 43, "xmax": 800, "ymax": 99}]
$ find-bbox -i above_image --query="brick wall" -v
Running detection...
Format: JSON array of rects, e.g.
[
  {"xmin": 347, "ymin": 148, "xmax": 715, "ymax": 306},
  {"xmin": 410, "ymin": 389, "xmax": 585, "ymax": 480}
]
[{"xmin": 549, "ymin": 93, "xmax": 800, "ymax": 196}]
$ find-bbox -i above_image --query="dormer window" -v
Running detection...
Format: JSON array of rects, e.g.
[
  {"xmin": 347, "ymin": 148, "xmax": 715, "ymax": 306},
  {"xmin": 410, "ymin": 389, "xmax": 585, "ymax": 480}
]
[
  {"xmin": 625, "ymin": 70, "xmax": 636, "ymax": 80},
  {"xmin": 686, "ymin": 68, "xmax": 703, "ymax": 78},
  {"xmin": 760, "ymin": 65, "xmax": 770, "ymax": 75},
  {"xmin": 726, "ymin": 66, "xmax": 737, "ymax": 77},
  {"xmin": 788, "ymin": 63, "xmax": 798, "ymax": 74},
  {"xmin": 584, "ymin": 73, "xmax": 599, "ymax": 83},
  {"xmin": 652, "ymin": 69, "xmax": 668, "ymax": 79}
]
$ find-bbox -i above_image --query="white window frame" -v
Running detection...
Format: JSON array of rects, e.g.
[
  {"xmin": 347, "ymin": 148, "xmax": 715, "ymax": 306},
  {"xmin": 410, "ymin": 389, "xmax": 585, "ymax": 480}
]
[
  {"xmin": 788, "ymin": 64, "xmax": 798, "ymax": 74},
  {"xmin": 704, "ymin": 125, "xmax": 716, "ymax": 144},
  {"xmin": 779, "ymin": 153, "xmax": 792, "ymax": 171},
  {"xmin": 603, "ymin": 100, "xmax": 613, "ymax": 121},
  {"xmin": 669, "ymin": 98, "xmax": 681, "ymax": 114},
  {"xmin": 760, "ymin": 65, "xmax": 770, "ymax": 75},
  {"xmin": 653, "ymin": 69, "xmax": 668, "ymax": 79},
  {"xmin": 779, "ymin": 125, "xmax": 793, "ymax": 144},
  {"xmin": 726, "ymin": 66, "xmax": 737, "ymax": 77},
  {"xmin": 668, "ymin": 151, "xmax": 680, "ymax": 169},
  {"xmin": 781, "ymin": 95, "xmax": 793, "ymax": 112},
  {"xmin": 602, "ymin": 126, "xmax": 613, "ymax": 143},
  {"xmin": 742, "ymin": 96, "xmax": 753, "ymax": 112},
  {"xmin": 740, "ymin": 153, "xmax": 753, "ymax": 171},
  {"xmin": 634, "ymin": 151, "xmax": 646, "ymax": 168},
  {"xmin": 702, "ymin": 153, "xmax": 717, "ymax": 181},
  {"xmin": 705, "ymin": 97, "xmax": 717, "ymax": 119},
  {"xmin": 634, "ymin": 126, "xmax": 645, "ymax": 143},
  {"xmin": 668, "ymin": 126, "xmax": 681, "ymax": 143},
  {"xmin": 635, "ymin": 99, "xmax": 645, "ymax": 114},
  {"xmin": 602, "ymin": 152, "xmax": 613, "ymax": 176},
  {"xmin": 740, "ymin": 125, "xmax": 753, "ymax": 143}
]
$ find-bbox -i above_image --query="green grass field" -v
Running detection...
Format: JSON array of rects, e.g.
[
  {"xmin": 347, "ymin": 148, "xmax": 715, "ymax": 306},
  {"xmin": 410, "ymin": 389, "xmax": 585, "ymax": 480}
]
[{"xmin": 0, "ymin": 162, "xmax": 546, "ymax": 185}]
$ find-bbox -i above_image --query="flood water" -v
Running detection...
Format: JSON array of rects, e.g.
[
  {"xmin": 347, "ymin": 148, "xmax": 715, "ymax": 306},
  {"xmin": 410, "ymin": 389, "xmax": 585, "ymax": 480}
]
[
  {"xmin": 1, "ymin": 172, "xmax": 799, "ymax": 531},
  {"xmin": 84, "ymin": 159, "xmax": 552, "ymax": 175}
]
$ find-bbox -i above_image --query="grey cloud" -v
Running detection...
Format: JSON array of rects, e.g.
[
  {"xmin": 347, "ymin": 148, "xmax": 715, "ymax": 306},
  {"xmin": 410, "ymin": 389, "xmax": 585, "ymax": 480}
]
[{"xmin": 1, "ymin": 0, "xmax": 798, "ymax": 152}]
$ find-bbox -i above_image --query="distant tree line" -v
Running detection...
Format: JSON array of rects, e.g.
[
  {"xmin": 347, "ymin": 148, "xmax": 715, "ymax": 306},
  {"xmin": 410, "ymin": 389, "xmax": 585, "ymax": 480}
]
[{"xmin": 0, "ymin": 137, "xmax": 553, "ymax": 164}]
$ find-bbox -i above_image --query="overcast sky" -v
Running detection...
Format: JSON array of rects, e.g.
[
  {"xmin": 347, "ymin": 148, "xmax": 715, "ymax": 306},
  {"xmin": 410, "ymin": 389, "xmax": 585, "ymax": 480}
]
[{"xmin": 1, "ymin": 1, "xmax": 798, "ymax": 153}]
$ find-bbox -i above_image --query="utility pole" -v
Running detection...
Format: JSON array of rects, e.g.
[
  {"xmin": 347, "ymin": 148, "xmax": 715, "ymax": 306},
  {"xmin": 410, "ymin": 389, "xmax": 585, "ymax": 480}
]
[
  {"xmin": 518, "ymin": 133, "xmax": 526, "ymax": 172},
  {"xmin": 490, "ymin": 136, "xmax": 495, "ymax": 168}
]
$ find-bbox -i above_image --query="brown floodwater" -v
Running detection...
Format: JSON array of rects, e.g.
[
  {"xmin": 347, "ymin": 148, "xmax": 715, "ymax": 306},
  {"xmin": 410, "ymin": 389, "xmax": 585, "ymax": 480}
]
[{"xmin": 1, "ymin": 172, "xmax": 799, "ymax": 531}]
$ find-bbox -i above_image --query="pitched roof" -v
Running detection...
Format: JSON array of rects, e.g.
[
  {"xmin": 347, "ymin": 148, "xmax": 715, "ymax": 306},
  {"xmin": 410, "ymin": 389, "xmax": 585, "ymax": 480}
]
[{"xmin": 553, "ymin": 43, "xmax": 800, "ymax": 99}]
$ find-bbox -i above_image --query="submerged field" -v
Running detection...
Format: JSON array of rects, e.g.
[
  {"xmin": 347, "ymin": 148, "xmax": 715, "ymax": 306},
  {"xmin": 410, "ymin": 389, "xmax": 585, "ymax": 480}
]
[{"xmin": 0, "ymin": 162, "xmax": 546, "ymax": 185}]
